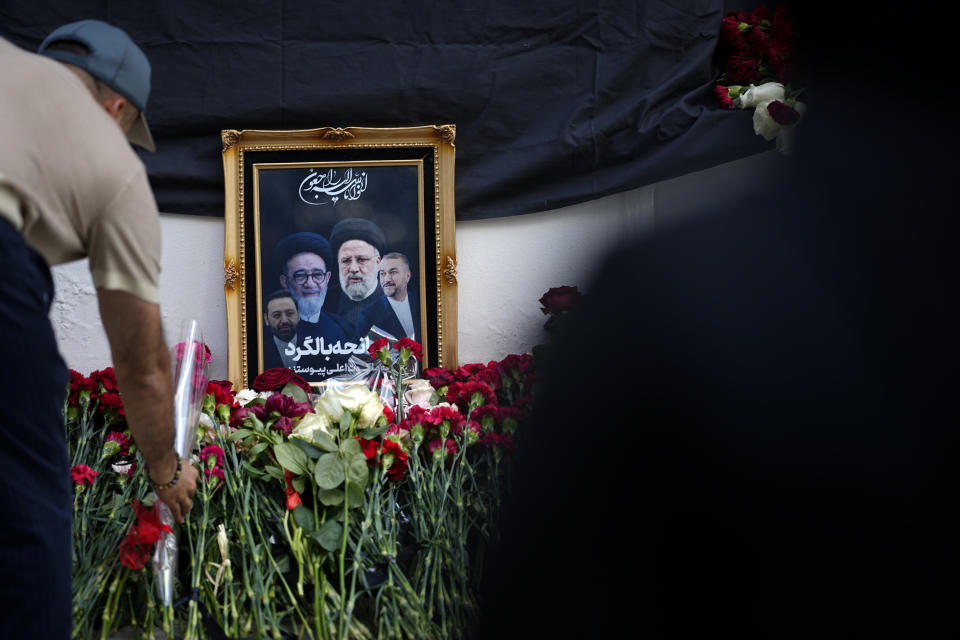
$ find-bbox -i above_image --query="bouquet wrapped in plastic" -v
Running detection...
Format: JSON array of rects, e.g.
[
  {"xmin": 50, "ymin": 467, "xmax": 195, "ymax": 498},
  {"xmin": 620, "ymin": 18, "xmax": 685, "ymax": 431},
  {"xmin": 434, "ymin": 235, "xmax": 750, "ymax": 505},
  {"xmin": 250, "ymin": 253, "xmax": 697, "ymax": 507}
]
[{"xmin": 153, "ymin": 319, "xmax": 209, "ymax": 605}]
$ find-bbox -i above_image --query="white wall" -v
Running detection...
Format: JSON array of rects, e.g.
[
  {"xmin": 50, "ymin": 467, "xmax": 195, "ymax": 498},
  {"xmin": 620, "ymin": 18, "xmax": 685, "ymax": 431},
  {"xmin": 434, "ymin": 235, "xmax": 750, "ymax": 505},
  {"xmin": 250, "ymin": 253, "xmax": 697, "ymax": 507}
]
[{"xmin": 50, "ymin": 150, "xmax": 780, "ymax": 379}]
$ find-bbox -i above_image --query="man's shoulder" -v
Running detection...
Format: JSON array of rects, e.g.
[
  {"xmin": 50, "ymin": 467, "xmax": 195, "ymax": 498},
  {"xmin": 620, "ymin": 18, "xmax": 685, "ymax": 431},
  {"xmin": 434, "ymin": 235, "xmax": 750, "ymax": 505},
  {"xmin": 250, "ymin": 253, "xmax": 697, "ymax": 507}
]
[{"xmin": 302, "ymin": 312, "xmax": 352, "ymax": 336}]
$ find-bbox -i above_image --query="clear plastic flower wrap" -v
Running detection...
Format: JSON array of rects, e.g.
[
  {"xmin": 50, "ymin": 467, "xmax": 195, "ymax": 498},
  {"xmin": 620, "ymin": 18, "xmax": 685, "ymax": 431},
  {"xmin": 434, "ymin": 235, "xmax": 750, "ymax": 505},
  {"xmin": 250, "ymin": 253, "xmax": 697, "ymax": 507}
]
[
  {"xmin": 153, "ymin": 319, "xmax": 209, "ymax": 605},
  {"xmin": 320, "ymin": 328, "xmax": 419, "ymax": 415}
]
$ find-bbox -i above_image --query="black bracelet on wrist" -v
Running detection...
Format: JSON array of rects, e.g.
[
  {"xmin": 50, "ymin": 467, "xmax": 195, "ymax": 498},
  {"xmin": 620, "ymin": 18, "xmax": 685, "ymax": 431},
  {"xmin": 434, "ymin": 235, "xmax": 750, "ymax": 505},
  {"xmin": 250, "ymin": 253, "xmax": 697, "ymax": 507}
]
[{"xmin": 146, "ymin": 452, "xmax": 182, "ymax": 491}]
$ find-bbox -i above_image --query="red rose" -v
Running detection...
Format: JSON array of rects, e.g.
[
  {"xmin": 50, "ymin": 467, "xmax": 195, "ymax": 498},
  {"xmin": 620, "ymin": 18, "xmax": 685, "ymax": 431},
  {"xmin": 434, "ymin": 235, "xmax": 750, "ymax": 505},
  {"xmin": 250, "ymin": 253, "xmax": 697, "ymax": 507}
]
[
  {"xmin": 538, "ymin": 286, "xmax": 582, "ymax": 315},
  {"xmin": 252, "ymin": 368, "xmax": 311, "ymax": 394},
  {"xmin": 725, "ymin": 54, "xmax": 762, "ymax": 85},
  {"xmin": 230, "ymin": 406, "xmax": 253, "ymax": 429},
  {"xmin": 264, "ymin": 392, "xmax": 312, "ymax": 419},
  {"xmin": 767, "ymin": 100, "xmax": 800, "ymax": 125}
]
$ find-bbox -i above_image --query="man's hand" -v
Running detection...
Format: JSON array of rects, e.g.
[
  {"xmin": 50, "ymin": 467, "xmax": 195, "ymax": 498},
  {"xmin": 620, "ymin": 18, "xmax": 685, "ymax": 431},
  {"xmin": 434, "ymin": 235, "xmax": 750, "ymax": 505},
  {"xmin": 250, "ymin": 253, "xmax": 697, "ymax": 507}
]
[
  {"xmin": 150, "ymin": 456, "xmax": 199, "ymax": 523},
  {"xmin": 97, "ymin": 287, "xmax": 199, "ymax": 522}
]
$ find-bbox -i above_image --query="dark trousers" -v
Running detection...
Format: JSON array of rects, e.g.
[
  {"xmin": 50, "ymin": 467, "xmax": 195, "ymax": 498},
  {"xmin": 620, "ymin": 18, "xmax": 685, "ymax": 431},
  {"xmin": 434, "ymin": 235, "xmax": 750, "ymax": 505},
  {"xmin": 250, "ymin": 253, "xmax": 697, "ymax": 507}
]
[{"xmin": 0, "ymin": 217, "xmax": 71, "ymax": 638}]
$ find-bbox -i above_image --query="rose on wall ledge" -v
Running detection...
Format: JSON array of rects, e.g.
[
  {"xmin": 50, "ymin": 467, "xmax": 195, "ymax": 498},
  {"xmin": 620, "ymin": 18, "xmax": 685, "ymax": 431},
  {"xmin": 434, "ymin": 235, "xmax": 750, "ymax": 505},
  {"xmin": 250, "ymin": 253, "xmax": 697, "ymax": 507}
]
[{"xmin": 712, "ymin": 5, "xmax": 806, "ymax": 154}]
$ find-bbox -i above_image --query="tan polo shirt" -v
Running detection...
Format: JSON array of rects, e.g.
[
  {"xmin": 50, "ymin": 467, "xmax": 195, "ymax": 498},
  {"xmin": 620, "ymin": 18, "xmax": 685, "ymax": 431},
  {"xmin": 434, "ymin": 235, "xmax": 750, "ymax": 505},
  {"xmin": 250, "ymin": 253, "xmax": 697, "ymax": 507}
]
[{"xmin": 0, "ymin": 37, "xmax": 161, "ymax": 303}]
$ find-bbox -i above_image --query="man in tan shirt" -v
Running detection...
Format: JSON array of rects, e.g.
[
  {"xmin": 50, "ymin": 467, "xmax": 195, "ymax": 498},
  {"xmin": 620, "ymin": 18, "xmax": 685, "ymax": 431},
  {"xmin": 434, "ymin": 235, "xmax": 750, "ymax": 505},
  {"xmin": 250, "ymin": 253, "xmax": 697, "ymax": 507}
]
[{"xmin": 0, "ymin": 20, "xmax": 197, "ymax": 637}]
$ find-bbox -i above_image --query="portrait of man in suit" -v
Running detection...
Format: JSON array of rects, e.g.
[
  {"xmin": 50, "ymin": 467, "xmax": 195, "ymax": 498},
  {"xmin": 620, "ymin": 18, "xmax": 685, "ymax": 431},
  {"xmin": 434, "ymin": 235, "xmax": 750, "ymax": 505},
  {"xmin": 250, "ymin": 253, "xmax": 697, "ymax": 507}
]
[{"xmin": 357, "ymin": 251, "xmax": 419, "ymax": 343}]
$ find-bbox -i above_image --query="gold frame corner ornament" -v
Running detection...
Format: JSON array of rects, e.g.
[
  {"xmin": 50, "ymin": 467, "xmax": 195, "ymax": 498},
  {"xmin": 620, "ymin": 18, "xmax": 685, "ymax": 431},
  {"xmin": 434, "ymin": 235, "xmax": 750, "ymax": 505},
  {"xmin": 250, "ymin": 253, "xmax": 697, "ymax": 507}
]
[
  {"xmin": 318, "ymin": 127, "xmax": 355, "ymax": 141},
  {"xmin": 443, "ymin": 256, "xmax": 458, "ymax": 285},
  {"xmin": 434, "ymin": 124, "xmax": 456, "ymax": 147},
  {"xmin": 221, "ymin": 129, "xmax": 242, "ymax": 151},
  {"xmin": 224, "ymin": 258, "xmax": 240, "ymax": 290}
]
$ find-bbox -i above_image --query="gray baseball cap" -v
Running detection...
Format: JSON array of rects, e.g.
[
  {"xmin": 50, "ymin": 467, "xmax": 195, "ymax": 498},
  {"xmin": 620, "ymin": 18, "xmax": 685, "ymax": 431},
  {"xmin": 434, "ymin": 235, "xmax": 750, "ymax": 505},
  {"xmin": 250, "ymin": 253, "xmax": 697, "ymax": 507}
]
[{"xmin": 38, "ymin": 19, "xmax": 156, "ymax": 152}]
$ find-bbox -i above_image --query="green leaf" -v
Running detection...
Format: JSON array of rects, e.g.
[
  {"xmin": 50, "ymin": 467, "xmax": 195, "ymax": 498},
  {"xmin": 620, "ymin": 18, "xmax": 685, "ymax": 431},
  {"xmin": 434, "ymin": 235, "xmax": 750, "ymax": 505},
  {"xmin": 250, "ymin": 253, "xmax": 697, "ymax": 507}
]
[
  {"xmin": 357, "ymin": 424, "xmax": 388, "ymax": 440},
  {"xmin": 344, "ymin": 480, "xmax": 364, "ymax": 508},
  {"xmin": 312, "ymin": 520, "xmax": 343, "ymax": 552},
  {"xmin": 292, "ymin": 475, "xmax": 306, "ymax": 494},
  {"xmin": 241, "ymin": 460, "xmax": 265, "ymax": 478},
  {"xmin": 291, "ymin": 437, "xmax": 325, "ymax": 459},
  {"xmin": 274, "ymin": 441, "xmax": 309, "ymax": 475},
  {"xmin": 311, "ymin": 431, "xmax": 338, "ymax": 452},
  {"xmin": 339, "ymin": 411, "xmax": 353, "ymax": 434},
  {"xmin": 229, "ymin": 428, "xmax": 253, "ymax": 441},
  {"xmin": 339, "ymin": 437, "xmax": 362, "ymax": 459},
  {"xmin": 346, "ymin": 455, "xmax": 369, "ymax": 488},
  {"xmin": 249, "ymin": 442, "xmax": 270, "ymax": 457},
  {"xmin": 264, "ymin": 464, "xmax": 285, "ymax": 481},
  {"xmin": 247, "ymin": 413, "xmax": 265, "ymax": 432},
  {"xmin": 293, "ymin": 505, "xmax": 315, "ymax": 533},
  {"xmin": 282, "ymin": 382, "xmax": 309, "ymax": 404},
  {"xmin": 314, "ymin": 453, "xmax": 345, "ymax": 490},
  {"xmin": 318, "ymin": 488, "xmax": 344, "ymax": 506}
]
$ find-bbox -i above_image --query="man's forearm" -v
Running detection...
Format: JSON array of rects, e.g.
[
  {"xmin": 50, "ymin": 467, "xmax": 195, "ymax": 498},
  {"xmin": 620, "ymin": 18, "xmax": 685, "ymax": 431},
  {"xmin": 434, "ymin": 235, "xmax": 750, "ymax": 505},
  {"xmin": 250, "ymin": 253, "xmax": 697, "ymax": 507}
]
[{"xmin": 114, "ymin": 347, "xmax": 179, "ymax": 482}]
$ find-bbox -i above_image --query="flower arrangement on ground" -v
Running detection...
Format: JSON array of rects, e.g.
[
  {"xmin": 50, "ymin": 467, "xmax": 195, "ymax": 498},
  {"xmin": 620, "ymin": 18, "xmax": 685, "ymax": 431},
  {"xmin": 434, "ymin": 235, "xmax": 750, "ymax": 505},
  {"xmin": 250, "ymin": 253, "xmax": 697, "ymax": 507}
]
[{"xmin": 66, "ymin": 340, "xmax": 535, "ymax": 639}]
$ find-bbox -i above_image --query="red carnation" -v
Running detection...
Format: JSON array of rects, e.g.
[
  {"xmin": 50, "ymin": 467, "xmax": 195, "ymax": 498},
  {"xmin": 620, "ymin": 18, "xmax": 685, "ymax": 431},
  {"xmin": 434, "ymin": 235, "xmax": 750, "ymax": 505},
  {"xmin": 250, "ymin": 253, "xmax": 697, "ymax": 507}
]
[
  {"xmin": 453, "ymin": 363, "xmax": 486, "ymax": 381},
  {"xmin": 71, "ymin": 464, "xmax": 98, "ymax": 486},
  {"xmin": 423, "ymin": 367, "xmax": 455, "ymax": 389},
  {"xmin": 382, "ymin": 439, "xmax": 409, "ymax": 482},
  {"xmin": 356, "ymin": 436, "xmax": 380, "ymax": 463},
  {"xmin": 714, "ymin": 85, "xmax": 734, "ymax": 109},
  {"xmin": 446, "ymin": 380, "xmax": 497, "ymax": 410},
  {"xmin": 720, "ymin": 15, "xmax": 748, "ymax": 52},
  {"xmin": 98, "ymin": 391, "xmax": 125, "ymax": 416},
  {"xmin": 382, "ymin": 402, "xmax": 395, "ymax": 424},
  {"xmin": 368, "ymin": 337, "xmax": 390, "ymax": 361},
  {"xmin": 252, "ymin": 368, "xmax": 312, "ymax": 395},
  {"xmin": 538, "ymin": 286, "xmax": 582, "ymax": 315},
  {"xmin": 767, "ymin": 100, "xmax": 800, "ymax": 125},
  {"xmin": 206, "ymin": 380, "xmax": 236, "ymax": 408},
  {"xmin": 428, "ymin": 437, "xmax": 459, "ymax": 462},
  {"xmin": 119, "ymin": 537, "xmax": 151, "ymax": 570},
  {"xmin": 104, "ymin": 431, "xmax": 131, "ymax": 456},
  {"xmin": 394, "ymin": 337, "xmax": 422, "ymax": 362},
  {"xmin": 725, "ymin": 54, "xmax": 762, "ymax": 84},
  {"xmin": 92, "ymin": 367, "xmax": 119, "ymax": 393}
]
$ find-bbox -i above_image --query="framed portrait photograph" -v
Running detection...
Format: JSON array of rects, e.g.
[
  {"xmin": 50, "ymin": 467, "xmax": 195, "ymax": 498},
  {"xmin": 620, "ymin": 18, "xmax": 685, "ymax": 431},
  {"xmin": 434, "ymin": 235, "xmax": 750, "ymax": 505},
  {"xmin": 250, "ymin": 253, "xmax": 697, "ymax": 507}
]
[{"xmin": 222, "ymin": 125, "xmax": 457, "ymax": 389}]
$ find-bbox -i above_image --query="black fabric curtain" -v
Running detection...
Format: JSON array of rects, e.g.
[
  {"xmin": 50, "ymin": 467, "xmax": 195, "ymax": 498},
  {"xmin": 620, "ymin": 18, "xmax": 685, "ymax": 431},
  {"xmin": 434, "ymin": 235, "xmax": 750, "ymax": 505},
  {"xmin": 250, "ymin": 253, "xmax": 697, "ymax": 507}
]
[{"xmin": 1, "ymin": 1, "xmax": 771, "ymax": 220}]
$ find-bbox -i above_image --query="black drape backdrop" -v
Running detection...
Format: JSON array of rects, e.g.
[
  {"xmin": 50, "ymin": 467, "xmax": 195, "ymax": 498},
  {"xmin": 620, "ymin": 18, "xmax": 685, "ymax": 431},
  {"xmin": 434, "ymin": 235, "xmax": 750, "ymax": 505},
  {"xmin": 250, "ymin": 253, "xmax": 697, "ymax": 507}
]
[{"xmin": 1, "ymin": 1, "xmax": 771, "ymax": 220}]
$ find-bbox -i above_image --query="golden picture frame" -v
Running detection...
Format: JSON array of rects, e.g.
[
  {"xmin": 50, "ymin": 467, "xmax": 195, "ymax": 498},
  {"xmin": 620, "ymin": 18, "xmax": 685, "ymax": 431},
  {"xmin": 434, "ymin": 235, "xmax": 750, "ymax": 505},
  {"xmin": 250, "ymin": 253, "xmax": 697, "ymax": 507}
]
[{"xmin": 222, "ymin": 125, "xmax": 457, "ymax": 389}]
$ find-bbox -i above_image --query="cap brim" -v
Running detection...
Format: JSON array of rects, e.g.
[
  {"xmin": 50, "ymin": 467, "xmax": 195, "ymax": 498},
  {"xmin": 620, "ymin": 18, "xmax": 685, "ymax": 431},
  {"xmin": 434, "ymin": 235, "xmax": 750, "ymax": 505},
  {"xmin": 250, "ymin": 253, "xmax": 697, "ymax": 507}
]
[{"xmin": 127, "ymin": 111, "xmax": 155, "ymax": 152}]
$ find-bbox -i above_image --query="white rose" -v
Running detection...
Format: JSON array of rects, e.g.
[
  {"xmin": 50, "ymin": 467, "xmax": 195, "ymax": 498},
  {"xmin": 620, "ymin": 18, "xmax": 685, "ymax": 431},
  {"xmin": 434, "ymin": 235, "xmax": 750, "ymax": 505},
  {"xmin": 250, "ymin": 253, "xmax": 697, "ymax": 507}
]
[
  {"xmin": 290, "ymin": 411, "xmax": 335, "ymax": 441},
  {"xmin": 357, "ymin": 393, "xmax": 385, "ymax": 430},
  {"xmin": 316, "ymin": 384, "xmax": 381, "ymax": 427},
  {"xmin": 739, "ymin": 82, "xmax": 785, "ymax": 108},
  {"xmin": 403, "ymin": 379, "xmax": 435, "ymax": 409},
  {"xmin": 752, "ymin": 100, "xmax": 780, "ymax": 141}
]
